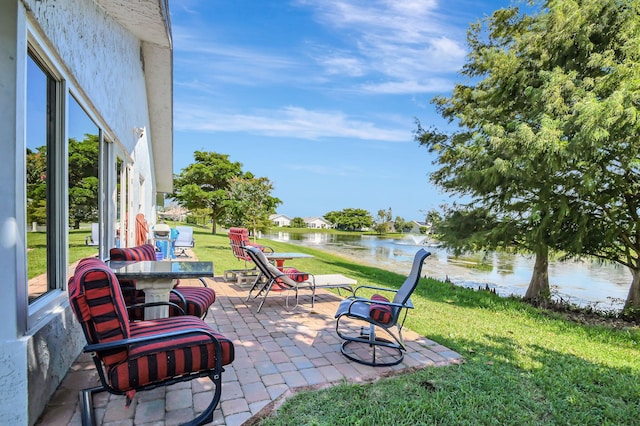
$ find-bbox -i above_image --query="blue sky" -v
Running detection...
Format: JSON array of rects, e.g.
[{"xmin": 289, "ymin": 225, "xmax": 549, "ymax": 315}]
[{"xmin": 170, "ymin": 0, "xmax": 511, "ymax": 221}]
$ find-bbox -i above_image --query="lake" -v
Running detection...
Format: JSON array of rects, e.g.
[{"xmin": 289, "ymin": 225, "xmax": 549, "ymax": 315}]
[{"xmin": 263, "ymin": 231, "xmax": 631, "ymax": 312}]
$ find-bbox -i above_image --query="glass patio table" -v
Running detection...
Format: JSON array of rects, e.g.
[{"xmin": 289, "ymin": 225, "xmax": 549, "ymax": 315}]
[
  {"xmin": 107, "ymin": 260, "xmax": 214, "ymax": 319},
  {"xmin": 263, "ymin": 252, "xmax": 313, "ymax": 270}
]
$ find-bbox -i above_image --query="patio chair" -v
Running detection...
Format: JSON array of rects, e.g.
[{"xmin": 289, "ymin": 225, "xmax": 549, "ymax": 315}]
[
  {"xmin": 68, "ymin": 257, "xmax": 234, "ymax": 426},
  {"xmin": 174, "ymin": 225, "xmax": 195, "ymax": 257},
  {"xmin": 335, "ymin": 249, "xmax": 431, "ymax": 367},
  {"xmin": 244, "ymin": 246, "xmax": 313, "ymax": 312},
  {"xmin": 109, "ymin": 245, "xmax": 216, "ymax": 319},
  {"xmin": 85, "ymin": 223, "xmax": 99, "ymax": 246},
  {"xmin": 224, "ymin": 227, "xmax": 273, "ymax": 282}
]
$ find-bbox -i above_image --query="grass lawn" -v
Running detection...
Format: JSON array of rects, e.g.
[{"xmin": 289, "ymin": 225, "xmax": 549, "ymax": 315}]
[
  {"xmin": 27, "ymin": 228, "xmax": 101, "ymax": 279},
  {"xmin": 190, "ymin": 228, "xmax": 639, "ymax": 426}
]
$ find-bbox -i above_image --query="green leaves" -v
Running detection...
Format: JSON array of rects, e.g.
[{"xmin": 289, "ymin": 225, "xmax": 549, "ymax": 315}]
[
  {"xmin": 171, "ymin": 151, "xmax": 244, "ymax": 233},
  {"xmin": 416, "ymin": 0, "xmax": 640, "ymax": 310}
]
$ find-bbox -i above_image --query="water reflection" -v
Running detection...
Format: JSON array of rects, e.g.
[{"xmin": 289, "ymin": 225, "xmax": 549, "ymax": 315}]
[{"xmin": 264, "ymin": 232, "xmax": 630, "ymax": 311}]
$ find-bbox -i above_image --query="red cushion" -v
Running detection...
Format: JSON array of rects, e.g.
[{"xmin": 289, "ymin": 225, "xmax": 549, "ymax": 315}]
[
  {"xmin": 172, "ymin": 286, "xmax": 216, "ymax": 317},
  {"xmin": 68, "ymin": 257, "xmax": 131, "ymax": 366},
  {"xmin": 283, "ymin": 267, "xmax": 309, "ymax": 282},
  {"xmin": 369, "ymin": 294, "xmax": 393, "ymax": 324},
  {"xmin": 106, "ymin": 315, "xmax": 234, "ymax": 391},
  {"xmin": 110, "ymin": 244, "xmax": 157, "ymax": 261},
  {"xmin": 272, "ymin": 267, "xmax": 309, "ymax": 291}
]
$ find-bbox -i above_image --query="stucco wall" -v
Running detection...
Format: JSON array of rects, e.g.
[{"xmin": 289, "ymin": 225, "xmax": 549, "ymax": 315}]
[
  {"xmin": 17, "ymin": 0, "xmax": 157, "ymax": 423},
  {"xmin": 27, "ymin": 309, "xmax": 85, "ymax": 424},
  {"xmin": 24, "ymin": 0, "xmax": 152, "ymax": 156}
]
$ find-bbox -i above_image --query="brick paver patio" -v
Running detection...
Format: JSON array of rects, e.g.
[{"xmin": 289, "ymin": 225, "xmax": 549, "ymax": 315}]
[{"xmin": 36, "ymin": 257, "xmax": 463, "ymax": 426}]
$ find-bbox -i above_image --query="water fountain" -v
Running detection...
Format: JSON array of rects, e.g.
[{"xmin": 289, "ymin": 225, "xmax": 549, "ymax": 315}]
[{"xmin": 398, "ymin": 234, "xmax": 428, "ymax": 245}]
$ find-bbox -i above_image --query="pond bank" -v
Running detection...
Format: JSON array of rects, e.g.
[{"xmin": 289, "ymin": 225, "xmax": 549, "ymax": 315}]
[{"xmin": 264, "ymin": 231, "xmax": 630, "ymax": 312}]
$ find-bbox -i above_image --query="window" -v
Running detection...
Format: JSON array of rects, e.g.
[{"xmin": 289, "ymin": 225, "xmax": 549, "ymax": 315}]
[
  {"xmin": 67, "ymin": 95, "xmax": 100, "ymax": 267},
  {"xmin": 26, "ymin": 48, "xmax": 63, "ymax": 303},
  {"xmin": 25, "ymin": 45, "xmax": 104, "ymax": 310}
]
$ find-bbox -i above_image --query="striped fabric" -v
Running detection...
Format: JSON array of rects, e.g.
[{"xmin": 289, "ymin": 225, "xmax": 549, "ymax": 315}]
[
  {"xmin": 109, "ymin": 244, "xmax": 157, "ymax": 306},
  {"xmin": 228, "ymin": 227, "xmax": 271, "ymax": 262},
  {"xmin": 369, "ymin": 294, "xmax": 393, "ymax": 325},
  {"xmin": 68, "ymin": 257, "xmax": 132, "ymax": 367},
  {"xmin": 108, "ymin": 316, "xmax": 234, "ymax": 390},
  {"xmin": 170, "ymin": 287, "xmax": 216, "ymax": 317},
  {"xmin": 282, "ymin": 267, "xmax": 309, "ymax": 283},
  {"xmin": 270, "ymin": 267, "xmax": 310, "ymax": 291},
  {"xmin": 109, "ymin": 245, "xmax": 216, "ymax": 319},
  {"xmin": 110, "ymin": 244, "xmax": 157, "ymax": 262},
  {"xmin": 69, "ymin": 258, "xmax": 235, "ymax": 393}
]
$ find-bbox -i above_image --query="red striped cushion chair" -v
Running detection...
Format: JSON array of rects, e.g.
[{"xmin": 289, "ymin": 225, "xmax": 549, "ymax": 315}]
[
  {"xmin": 68, "ymin": 257, "xmax": 234, "ymax": 425},
  {"xmin": 110, "ymin": 245, "xmax": 216, "ymax": 319}
]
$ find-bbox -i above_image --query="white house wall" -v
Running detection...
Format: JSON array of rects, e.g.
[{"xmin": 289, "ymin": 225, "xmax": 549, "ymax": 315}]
[
  {"xmin": 0, "ymin": 1, "xmax": 164, "ymax": 424},
  {"xmin": 24, "ymin": 0, "xmax": 154, "ymax": 159}
]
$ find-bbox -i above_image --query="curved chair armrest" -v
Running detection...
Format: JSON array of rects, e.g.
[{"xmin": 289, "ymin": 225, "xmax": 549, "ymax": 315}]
[
  {"xmin": 126, "ymin": 301, "xmax": 186, "ymax": 316},
  {"xmin": 170, "ymin": 289, "xmax": 188, "ymax": 307},
  {"xmin": 343, "ymin": 297, "xmax": 409, "ymax": 315},
  {"xmin": 352, "ymin": 284, "xmax": 398, "ymax": 297},
  {"xmin": 84, "ymin": 326, "xmax": 225, "ymax": 354}
]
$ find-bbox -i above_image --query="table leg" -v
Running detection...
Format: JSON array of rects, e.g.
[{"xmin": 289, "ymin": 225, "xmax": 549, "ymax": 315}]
[
  {"xmin": 143, "ymin": 288, "xmax": 170, "ymax": 319},
  {"xmin": 135, "ymin": 278, "xmax": 175, "ymax": 319}
]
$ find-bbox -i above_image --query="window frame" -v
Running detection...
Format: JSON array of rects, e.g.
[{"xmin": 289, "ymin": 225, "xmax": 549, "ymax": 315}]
[
  {"xmin": 23, "ymin": 27, "xmax": 124, "ymax": 333},
  {"xmin": 24, "ymin": 34, "xmax": 68, "ymax": 332}
]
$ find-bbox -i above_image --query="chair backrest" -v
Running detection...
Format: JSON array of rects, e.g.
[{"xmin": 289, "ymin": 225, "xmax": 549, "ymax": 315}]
[
  {"xmin": 68, "ymin": 257, "xmax": 131, "ymax": 367},
  {"xmin": 91, "ymin": 222, "xmax": 99, "ymax": 242},
  {"xmin": 391, "ymin": 249, "xmax": 431, "ymax": 309},
  {"xmin": 175, "ymin": 226, "xmax": 194, "ymax": 247},
  {"xmin": 110, "ymin": 244, "xmax": 156, "ymax": 261},
  {"xmin": 228, "ymin": 227, "xmax": 252, "ymax": 261},
  {"xmin": 245, "ymin": 246, "xmax": 298, "ymax": 289}
]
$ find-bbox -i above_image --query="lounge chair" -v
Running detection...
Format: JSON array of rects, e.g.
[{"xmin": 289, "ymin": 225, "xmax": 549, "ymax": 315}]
[
  {"xmin": 224, "ymin": 227, "xmax": 273, "ymax": 283},
  {"xmin": 174, "ymin": 225, "xmax": 195, "ymax": 257},
  {"xmin": 68, "ymin": 257, "xmax": 234, "ymax": 426},
  {"xmin": 335, "ymin": 249, "xmax": 431, "ymax": 366},
  {"xmin": 244, "ymin": 246, "xmax": 313, "ymax": 312},
  {"xmin": 85, "ymin": 223, "xmax": 99, "ymax": 246}
]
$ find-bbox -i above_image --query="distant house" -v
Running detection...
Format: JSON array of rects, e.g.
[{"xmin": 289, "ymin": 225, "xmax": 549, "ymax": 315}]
[
  {"xmin": 304, "ymin": 217, "xmax": 332, "ymax": 229},
  {"xmin": 159, "ymin": 204, "xmax": 189, "ymax": 222},
  {"xmin": 409, "ymin": 220, "xmax": 431, "ymax": 234},
  {"xmin": 270, "ymin": 214, "xmax": 291, "ymax": 227}
]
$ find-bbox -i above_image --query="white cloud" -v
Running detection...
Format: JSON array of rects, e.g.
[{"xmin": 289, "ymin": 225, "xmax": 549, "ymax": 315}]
[
  {"xmin": 362, "ymin": 77, "xmax": 454, "ymax": 94},
  {"xmin": 173, "ymin": 26, "xmax": 306, "ymax": 86},
  {"xmin": 295, "ymin": 0, "xmax": 467, "ymax": 94},
  {"xmin": 318, "ymin": 55, "xmax": 366, "ymax": 77},
  {"xmin": 174, "ymin": 104, "xmax": 411, "ymax": 142}
]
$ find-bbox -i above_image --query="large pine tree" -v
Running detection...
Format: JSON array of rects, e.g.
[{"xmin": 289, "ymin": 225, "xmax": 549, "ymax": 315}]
[{"xmin": 416, "ymin": 0, "xmax": 640, "ymax": 315}]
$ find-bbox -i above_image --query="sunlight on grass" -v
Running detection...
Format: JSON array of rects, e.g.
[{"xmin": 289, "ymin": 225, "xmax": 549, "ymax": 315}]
[{"xmin": 189, "ymin": 228, "xmax": 639, "ymax": 425}]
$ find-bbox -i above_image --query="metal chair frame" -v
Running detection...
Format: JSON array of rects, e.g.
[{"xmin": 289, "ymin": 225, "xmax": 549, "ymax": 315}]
[
  {"xmin": 335, "ymin": 249, "xmax": 431, "ymax": 367},
  {"xmin": 69, "ymin": 258, "xmax": 233, "ymax": 426},
  {"xmin": 244, "ymin": 246, "xmax": 314, "ymax": 312}
]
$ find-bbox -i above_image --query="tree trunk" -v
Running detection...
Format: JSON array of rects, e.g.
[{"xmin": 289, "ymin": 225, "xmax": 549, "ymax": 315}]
[
  {"xmin": 211, "ymin": 212, "xmax": 217, "ymax": 234},
  {"xmin": 624, "ymin": 268, "xmax": 640, "ymax": 314},
  {"xmin": 524, "ymin": 245, "xmax": 550, "ymax": 302}
]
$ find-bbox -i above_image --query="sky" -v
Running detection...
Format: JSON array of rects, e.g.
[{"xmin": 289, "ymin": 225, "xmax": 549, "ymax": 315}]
[{"xmin": 169, "ymin": 0, "xmax": 512, "ymax": 221}]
